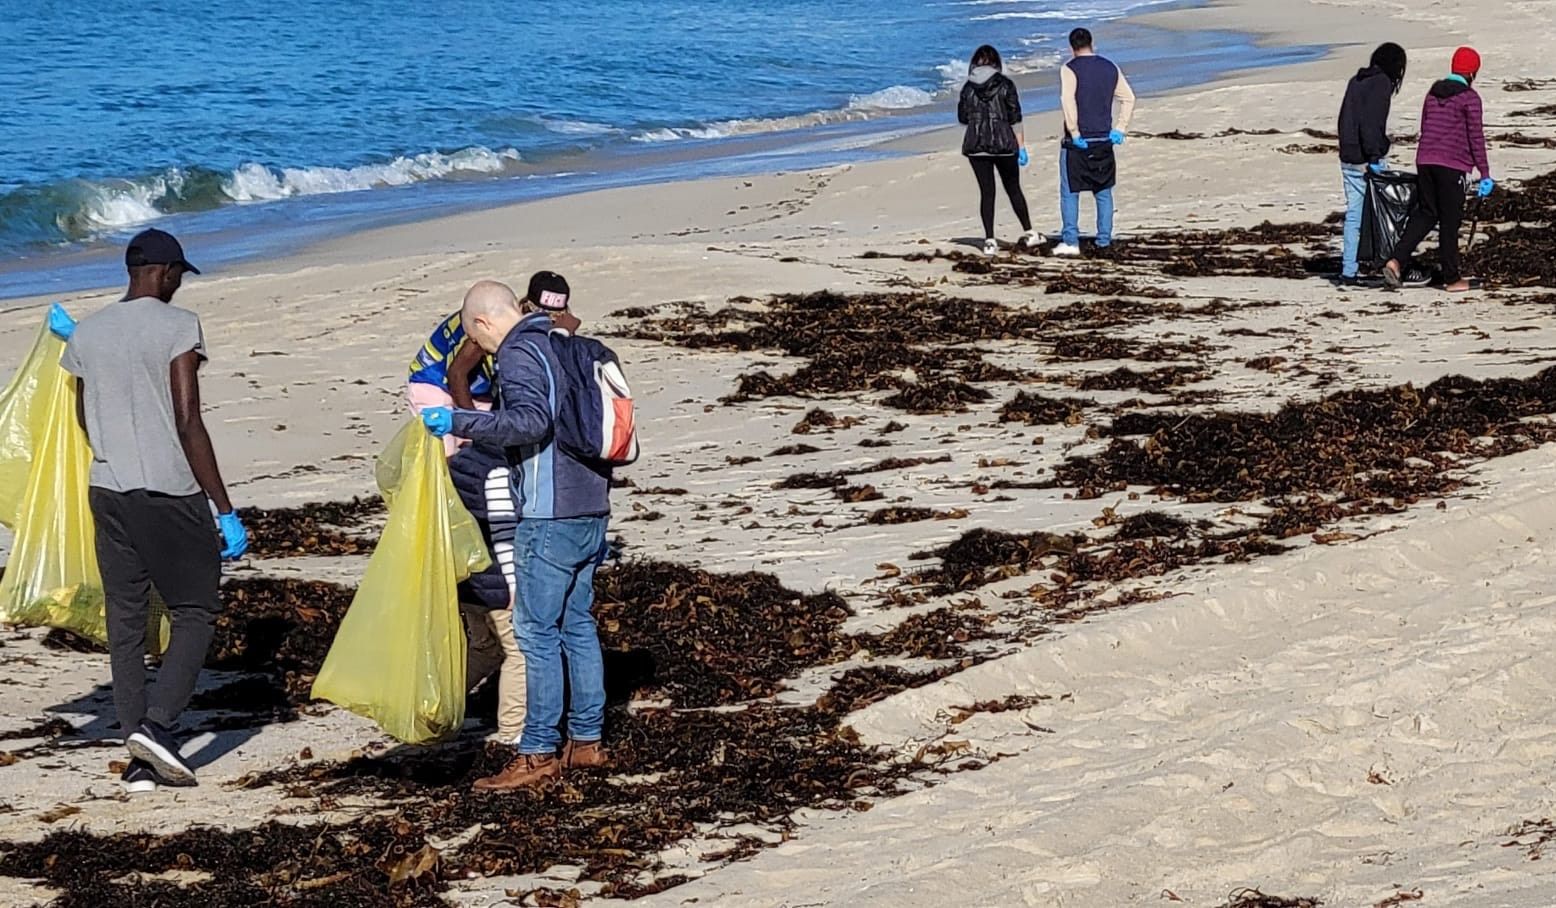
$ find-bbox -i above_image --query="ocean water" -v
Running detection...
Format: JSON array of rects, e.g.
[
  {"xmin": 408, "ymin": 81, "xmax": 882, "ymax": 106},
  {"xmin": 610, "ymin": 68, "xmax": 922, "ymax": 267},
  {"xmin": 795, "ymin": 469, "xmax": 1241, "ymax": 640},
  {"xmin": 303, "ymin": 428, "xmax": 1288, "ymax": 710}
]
[
  {"xmin": 0, "ymin": 0, "xmax": 1168, "ymax": 247},
  {"xmin": 0, "ymin": 0, "xmax": 1321, "ymax": 297}
]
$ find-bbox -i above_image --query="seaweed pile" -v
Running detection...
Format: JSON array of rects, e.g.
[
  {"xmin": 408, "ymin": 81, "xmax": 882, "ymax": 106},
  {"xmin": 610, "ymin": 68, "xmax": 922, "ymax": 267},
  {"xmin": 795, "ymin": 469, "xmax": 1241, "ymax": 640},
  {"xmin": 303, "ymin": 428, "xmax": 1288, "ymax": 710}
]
[
  {"xmin": 240, "ymin": 498, "xmax": 383, "ymax": 558},
  {"xmin": 1055, "ymin": 370, "xmax": 1556, "ymax": 502},
  {"xmin": 1470, "ymin": 169, "xmax": 1556, "ymax": 288},
  {"xmin": 592, "ymin": 560, "xmax": 851, "ymax": 706},
  {"xmin": 913, "ymin": 367, "xmax": 1556, "ymax": 601},
  {"xmin": 1101, "ymin": 221, "xmax": 1335, "ymax": 280},
  {"xmin": 1, "ymin": 553, "xmax": 1006, "ymax": 907},
  {"xmin": 0, "ymin": 706, "xmax": 926, "ymax": 908},
  {"xmin": 625, "ymin": 291, "xmax": 1203, "ymax": 413},
  {"xmin": 210, "ymin": 579, "xmax": 359, "ymax": 699},
  {"xmin": 999, "ymin": 391, "xmax": 1095, "ymax": 426},
  {"xmin": 1217, "ymin": 891, "xmax": 1323, "ymax": 908}
]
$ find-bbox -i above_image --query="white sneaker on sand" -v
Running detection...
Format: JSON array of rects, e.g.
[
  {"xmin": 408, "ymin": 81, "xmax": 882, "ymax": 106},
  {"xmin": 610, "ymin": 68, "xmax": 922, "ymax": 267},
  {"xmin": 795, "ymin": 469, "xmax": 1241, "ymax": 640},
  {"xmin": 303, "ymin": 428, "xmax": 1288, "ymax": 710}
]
[
  {"xmin": 983, "ymin": 238, "xmax": 999, "ymax": 256},
  {"xmin": 1051, "ymin": 243, "xmax": 1082, "ymax": 257},
  {"xmin": 1018, "ymin": 230, "xmax": 1041, "ymax": 249}
]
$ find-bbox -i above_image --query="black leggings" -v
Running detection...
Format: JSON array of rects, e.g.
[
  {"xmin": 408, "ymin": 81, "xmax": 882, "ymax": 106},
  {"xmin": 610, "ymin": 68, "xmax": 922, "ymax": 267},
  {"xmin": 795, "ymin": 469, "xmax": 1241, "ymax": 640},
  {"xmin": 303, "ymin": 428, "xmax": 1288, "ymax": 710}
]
[
  {"xmin": 970, "ymin": 155, "xmax": 1032, "ymax": 239},
  {"xmin": 1392, "ymin": 164, "xmax": 1466, "ymax": 285}
]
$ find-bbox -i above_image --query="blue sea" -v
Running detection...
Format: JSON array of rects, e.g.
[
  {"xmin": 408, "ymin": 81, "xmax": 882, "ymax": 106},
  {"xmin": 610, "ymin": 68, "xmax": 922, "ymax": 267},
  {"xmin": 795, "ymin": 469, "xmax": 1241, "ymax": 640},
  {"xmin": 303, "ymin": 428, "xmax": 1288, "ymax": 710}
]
[{"xmin": 0, "ymin": 0, "xmax": 1318, "ymax": 298}]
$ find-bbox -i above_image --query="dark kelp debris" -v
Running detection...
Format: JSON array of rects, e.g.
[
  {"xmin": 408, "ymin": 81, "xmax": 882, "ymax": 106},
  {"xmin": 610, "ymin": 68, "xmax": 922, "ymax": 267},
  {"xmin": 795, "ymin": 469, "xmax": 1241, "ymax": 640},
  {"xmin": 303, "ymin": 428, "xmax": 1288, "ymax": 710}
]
[
  {"xmin": 210, "ymin": 579, "xmax": 359, "ymax": 699},
  {"xmin": 852, "ymin": 607, "xmax": 997, "ymax": 660},
  {"xmin": 626, "ymin": 291, "xmax": 1216, "ymax": 413},
  {"xmin": 0, "ymin": 706, "xmax": 924, "ymax": 908},
  {"xmin": 240, "ymin": 497, "xmax": 384, "ymax": 558},
  {"xmin": 1218, "ymin": 890, "xmax": 1324, "ymax": 908},
  {"xmin": 999, "ymin": 391, "xmax": 1095, "ymax": 426},
  {"xmin": 593, "ymin": 560, "xmax": 852, "ymax": 706},
  {"xmin": 1, "ymin": 551, "xmax": 1009, "ymax": 907},
  {"xmin": 816, "ymin": 664, "xmax": 964, "ymax": 715}
]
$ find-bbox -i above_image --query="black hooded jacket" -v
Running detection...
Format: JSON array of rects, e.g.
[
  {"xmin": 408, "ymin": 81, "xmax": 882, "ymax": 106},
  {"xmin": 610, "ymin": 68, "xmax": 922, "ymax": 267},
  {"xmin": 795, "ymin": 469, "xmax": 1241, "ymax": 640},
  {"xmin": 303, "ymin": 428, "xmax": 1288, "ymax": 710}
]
[
  {"xmin": 959, "ymin": 69, "xmax": 1022, "ymax": 156},
  {"xmin": 1338, "ymin": 65, "xmax": 1395, "ymax": 165}
]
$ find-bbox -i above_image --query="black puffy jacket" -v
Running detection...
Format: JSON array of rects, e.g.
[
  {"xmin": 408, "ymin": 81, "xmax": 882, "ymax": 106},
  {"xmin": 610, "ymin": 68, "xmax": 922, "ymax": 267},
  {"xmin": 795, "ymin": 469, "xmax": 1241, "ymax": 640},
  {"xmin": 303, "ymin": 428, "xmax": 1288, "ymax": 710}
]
[
  {"xmin": 1337, "ymin": 65, "xmax": 1394, "ymax": 165},
  {"xmin": 959, "ymin": 69, "xmax": 1022, "ymax": 156},
  {"xmin": 448, "ymin": 441, "xmax": 510, "ymax": 610}
]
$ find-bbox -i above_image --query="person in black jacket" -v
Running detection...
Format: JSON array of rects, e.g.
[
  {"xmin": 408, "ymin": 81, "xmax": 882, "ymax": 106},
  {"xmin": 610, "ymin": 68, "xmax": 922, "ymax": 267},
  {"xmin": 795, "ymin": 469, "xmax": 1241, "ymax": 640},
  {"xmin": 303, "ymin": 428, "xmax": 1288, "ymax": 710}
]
[
  {"xmin": 1337, "ymin": 42, "xmax": 1407, "ymax": 284},
  {"xmin": 959, "ymin": 45, "xmax": 1034, "ymax": 255}
]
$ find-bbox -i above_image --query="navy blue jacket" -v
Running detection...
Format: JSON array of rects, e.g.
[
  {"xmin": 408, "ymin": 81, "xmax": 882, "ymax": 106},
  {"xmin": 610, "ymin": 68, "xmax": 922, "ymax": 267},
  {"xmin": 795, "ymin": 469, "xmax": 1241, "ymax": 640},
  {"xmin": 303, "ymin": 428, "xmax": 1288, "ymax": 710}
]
[
  {"xmin": 448, "ymin": 441, "xmax": 510, "ymax": 609},
  {"xmin": 450, "ymin": 313, "xmax": 612, "ymax": 520}
]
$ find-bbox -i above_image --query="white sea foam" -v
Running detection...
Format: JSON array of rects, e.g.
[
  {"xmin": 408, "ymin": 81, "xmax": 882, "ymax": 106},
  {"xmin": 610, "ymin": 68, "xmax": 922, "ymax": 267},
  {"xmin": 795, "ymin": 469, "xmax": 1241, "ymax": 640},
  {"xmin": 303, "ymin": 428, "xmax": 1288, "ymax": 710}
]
[
  {"xmin": 223, "ymin": 146, "xmax": 521, "ymax": 202},
  {"xmin": 847, "ymin": 85, "xmax": 937, "ymax": 110},
  {"xmin": 535, "ymin": 118, "xmax": 621, "ymax": 136}
]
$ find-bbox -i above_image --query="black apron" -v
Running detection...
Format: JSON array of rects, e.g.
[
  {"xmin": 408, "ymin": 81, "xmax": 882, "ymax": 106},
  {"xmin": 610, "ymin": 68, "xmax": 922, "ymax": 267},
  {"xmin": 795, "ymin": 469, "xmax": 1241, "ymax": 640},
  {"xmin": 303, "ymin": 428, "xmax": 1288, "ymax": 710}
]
[{"xmin": 1065, "ymin": 140, "xmax": 1117, "ymax": 193}]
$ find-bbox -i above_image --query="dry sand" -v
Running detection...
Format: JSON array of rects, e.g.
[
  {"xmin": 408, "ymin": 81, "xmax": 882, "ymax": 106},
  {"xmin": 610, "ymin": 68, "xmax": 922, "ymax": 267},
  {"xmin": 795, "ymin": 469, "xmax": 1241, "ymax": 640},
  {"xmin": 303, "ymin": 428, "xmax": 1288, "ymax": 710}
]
[{"xmin": 4, "ymin": 0, "xmax": 1556, "ymax": 903}]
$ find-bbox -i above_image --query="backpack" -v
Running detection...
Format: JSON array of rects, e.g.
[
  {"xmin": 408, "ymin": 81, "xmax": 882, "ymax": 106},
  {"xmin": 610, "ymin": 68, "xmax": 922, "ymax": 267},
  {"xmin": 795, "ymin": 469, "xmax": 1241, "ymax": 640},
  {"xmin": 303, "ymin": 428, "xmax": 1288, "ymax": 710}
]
[{"xmin": 543, "ymin": 332, "xmax": 640, "ymax": 466}]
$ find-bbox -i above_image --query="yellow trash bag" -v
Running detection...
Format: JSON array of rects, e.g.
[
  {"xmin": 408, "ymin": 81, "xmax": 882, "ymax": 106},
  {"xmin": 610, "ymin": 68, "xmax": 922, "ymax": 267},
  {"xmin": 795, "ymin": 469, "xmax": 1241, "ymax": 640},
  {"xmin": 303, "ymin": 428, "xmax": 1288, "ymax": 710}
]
[
  {"xmin": 0, "ymin": 322, "xmax": 108, "ymax": 641},
  {"xmin": 310, "ymin": 421, "xmax": 490, "ymax": 743}
]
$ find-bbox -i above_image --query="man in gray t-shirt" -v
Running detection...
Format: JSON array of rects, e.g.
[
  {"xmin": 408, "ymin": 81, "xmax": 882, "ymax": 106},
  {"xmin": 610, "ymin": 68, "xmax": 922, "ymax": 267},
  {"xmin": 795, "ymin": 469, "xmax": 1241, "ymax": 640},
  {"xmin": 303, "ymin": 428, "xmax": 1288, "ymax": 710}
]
[{"xmin": 55, "ymin": 228, "xmax": 249, "ymax": 793}]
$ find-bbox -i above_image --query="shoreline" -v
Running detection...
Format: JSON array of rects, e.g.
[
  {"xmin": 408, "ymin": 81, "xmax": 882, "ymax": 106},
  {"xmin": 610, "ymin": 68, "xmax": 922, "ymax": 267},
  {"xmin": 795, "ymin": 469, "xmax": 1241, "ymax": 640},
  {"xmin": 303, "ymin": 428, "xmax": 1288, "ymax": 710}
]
[{"xmin": 0, "ymin": 10, "xmax": 1323, "ymax": 303}]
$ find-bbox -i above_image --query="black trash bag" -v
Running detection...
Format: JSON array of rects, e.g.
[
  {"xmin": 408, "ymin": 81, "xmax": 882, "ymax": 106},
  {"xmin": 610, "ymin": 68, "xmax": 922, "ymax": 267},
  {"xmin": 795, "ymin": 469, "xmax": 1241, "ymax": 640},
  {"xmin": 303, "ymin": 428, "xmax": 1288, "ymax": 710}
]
[{"xmin": 1359, "ymin": 169, "xmax": 1417, "ymax": 269}]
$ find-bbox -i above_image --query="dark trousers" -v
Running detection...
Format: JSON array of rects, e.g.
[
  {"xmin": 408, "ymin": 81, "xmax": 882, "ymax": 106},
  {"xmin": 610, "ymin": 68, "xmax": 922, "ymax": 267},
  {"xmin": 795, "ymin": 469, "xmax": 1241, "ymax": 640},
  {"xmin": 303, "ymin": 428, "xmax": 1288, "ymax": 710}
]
[
  {"xmin": 1391, "ymin": 164, "xmax": 1467, "ymax": 285},
  {"xmin": 970, "ymin": 155, "xmax": 1032, "ymax": 239},
  {"xmin": 89, "ymin": 488, "xmax": 222, "ymax": 732}
]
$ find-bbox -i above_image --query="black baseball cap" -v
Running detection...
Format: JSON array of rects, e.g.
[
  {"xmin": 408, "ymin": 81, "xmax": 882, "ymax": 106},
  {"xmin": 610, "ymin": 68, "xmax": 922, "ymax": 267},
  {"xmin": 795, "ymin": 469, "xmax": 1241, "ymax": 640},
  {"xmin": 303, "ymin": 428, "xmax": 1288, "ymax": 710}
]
[
  {"xmin": 527, "ymin": 270, "xmax": 570, "ymax": 310},
  {"xmin": 126, "ymin": 228, "xmax": 200, "ymax": 274}
]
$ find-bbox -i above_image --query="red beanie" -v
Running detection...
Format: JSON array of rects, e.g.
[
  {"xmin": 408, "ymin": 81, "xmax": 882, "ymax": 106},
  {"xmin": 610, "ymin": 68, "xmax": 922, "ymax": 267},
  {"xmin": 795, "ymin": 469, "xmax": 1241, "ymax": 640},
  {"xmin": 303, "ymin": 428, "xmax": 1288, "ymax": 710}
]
[{"xmin": 1452, "ymin": 46, "xmax": 1481, "ymax": 76}]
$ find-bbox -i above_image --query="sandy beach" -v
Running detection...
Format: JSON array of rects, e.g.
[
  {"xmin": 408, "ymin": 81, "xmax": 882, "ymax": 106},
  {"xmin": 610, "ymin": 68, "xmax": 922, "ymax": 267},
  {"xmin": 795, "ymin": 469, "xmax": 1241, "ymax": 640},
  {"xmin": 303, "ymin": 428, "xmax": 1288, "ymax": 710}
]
[{"xmin": 3, "ymin": 0, "xmax": 1556, "ymax": 903}]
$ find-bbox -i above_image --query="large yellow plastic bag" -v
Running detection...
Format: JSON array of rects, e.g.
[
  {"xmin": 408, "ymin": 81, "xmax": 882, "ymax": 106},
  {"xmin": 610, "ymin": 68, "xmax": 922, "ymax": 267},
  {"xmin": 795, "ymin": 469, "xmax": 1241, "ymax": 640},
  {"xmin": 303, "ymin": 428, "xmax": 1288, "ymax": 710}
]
[
  {"xmin": 0, "ymin": 322, "xmax": 63, "ymax": 526},
  {"xmin": 0, "ymin": 323, "xmax": 108, "ymax": 641},
  {"xmin": 310, "ymin": 421, "xmax": 490, "ymax": 743}
]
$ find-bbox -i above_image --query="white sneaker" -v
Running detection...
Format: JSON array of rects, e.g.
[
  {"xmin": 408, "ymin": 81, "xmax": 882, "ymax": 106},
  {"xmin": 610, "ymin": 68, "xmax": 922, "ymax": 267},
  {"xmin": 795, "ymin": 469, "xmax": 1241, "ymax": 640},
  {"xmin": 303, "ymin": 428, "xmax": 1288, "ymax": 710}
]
[
  {"xmin": 120, "ymin": 758, "xmax": 159, "ymax": 794},
  {"xmin": 983, "ymin": 238, "xmax": 999, "ymax": 256},
  {"xmin": 1051, "ymin": 243, "xmax": 1082, "ymax": 257},
  {"xmin": 1018, "ymin": 230, "xmax": 1041, "ymax": 249}
]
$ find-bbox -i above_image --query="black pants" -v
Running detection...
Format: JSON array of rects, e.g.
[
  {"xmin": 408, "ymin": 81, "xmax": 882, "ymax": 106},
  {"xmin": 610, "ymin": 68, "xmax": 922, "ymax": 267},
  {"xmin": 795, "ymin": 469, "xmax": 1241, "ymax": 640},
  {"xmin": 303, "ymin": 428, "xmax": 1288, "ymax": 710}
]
[
  {"xmin": 970, "ymin": 155, "xmax": 1032, "ymax": 239},
  {"xmin": 1391, "ymin": 164, "xmax": 1466, "ymax": 285},
  {"xmin": 89, "ymin": 488, "xmax": 222, "ymax": 733}
]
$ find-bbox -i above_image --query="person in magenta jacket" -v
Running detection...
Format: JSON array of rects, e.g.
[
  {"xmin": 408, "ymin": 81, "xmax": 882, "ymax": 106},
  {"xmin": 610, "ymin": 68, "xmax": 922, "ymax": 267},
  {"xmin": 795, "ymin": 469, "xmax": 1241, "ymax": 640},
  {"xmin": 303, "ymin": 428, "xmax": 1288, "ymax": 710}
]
[{"xmin": 1384, "ymin": 47, "xmax": 1493, "ymax": 293}]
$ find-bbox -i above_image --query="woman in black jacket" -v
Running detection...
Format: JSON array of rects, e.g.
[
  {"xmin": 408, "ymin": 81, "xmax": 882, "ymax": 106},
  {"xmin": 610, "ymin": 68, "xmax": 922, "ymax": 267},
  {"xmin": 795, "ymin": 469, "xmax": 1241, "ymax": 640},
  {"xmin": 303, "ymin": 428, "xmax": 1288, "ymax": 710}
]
[
  {"xmin": 959, "ymin": 45, "xmax": 1034, "ymax": 255},
  {"xmin": 1336, "ymin": 42, "xmax": 1407, "ymax": 284}
]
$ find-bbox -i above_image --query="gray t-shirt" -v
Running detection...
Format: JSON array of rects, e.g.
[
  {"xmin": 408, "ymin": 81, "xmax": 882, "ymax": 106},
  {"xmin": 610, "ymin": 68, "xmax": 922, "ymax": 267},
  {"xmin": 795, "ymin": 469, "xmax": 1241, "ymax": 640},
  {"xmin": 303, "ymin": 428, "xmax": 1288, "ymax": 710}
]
[{"xmin": 60, "ymin": 297, "xmax": 206, "ymax": 495}]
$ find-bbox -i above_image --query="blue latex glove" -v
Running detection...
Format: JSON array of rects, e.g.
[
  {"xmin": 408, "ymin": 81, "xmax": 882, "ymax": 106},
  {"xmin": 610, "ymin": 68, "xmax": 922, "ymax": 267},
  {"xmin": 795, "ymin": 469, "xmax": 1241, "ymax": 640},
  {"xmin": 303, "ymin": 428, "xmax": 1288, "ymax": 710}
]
[
  {"xmin": 1109, "ymin": 128, "xmax": 1126, "ymax": 146},
  {"xmin": 217, "ymin": 512, "xmax": 249, "ymax": 560},
  {"xmin": 1017, "ymin": 147, "xmax": 1029, "ymax": 167},
  {"xmin": 1369, "ymin": 161, "xmax": 1387, "ymax": 174},
  {"xmin": 1477, "ymin": 177, "xmax": 1495, "ymax": 198},
  {"xmin": 422, "ymin": 406, "xmax": 454, "ymax": 437},
  {"xmin": 47, "ymin": 303, "xmax": 76, "ymax": 340},
  {"xmin": 1071, "ymin": 135, "xmax": 1089, "ymax": 150}
]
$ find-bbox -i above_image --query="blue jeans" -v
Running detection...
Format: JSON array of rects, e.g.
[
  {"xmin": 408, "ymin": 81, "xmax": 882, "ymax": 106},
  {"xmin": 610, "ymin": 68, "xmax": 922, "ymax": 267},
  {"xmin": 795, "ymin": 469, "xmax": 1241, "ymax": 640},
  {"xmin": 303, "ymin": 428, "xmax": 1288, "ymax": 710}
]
[
  {"xmin": 1340, "ymin": 163, "xmax": 1369, "ymax": 277},
  {"xmin": 511, "ymin": 515, "xmax": 609, "ymax": 754},
  {"xmin": 1059, "ymin": 147, "xmax": 1115, "ymax": 247}
]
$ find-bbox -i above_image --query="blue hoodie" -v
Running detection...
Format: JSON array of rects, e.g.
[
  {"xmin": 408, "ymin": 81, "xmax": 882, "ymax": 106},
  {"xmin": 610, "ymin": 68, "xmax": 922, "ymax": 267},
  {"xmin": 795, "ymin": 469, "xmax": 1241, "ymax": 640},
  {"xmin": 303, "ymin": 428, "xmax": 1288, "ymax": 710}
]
[{"xmin": 450, "ymin": 312, "xmax": 612, "ymax": 520}]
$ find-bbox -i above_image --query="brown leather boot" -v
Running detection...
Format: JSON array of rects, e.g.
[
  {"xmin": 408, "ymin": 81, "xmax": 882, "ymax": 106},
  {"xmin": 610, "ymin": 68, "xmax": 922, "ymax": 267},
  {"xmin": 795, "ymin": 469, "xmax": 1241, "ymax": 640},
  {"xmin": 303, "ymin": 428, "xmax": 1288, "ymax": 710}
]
[
  {"xmin": 561, "ymin": 740, "xmax": 609, "ymax": 770},
  {"xmin": 472, "ymin": 753, "xmax": 560, "ymax": 792}
]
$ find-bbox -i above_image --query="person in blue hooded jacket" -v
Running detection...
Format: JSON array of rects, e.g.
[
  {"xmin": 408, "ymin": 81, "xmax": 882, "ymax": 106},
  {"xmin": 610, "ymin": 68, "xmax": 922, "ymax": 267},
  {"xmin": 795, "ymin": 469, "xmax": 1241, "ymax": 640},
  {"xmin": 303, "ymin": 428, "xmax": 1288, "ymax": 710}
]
[{"xmin": 422, "ymin": 277, "xmax": 612, "ymax": 791}]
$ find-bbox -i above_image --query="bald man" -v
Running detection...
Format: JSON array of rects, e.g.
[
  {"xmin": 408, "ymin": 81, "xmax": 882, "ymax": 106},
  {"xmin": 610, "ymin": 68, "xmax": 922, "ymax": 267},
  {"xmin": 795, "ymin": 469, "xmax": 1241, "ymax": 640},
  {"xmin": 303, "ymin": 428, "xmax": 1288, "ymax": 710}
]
[{"xmin": 422, "ymin": 276, "xmax": 612, "ymax": 791}]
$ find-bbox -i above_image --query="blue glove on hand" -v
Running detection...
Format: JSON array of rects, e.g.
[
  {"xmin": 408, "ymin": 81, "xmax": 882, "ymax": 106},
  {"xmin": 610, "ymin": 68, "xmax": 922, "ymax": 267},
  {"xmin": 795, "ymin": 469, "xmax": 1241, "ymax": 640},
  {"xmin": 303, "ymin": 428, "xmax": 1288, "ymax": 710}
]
[
  {"xmin": 422, "ymin": 406, "xmax": 455, "ymax": 438},
  {"xmin": 1369, "ymin": 161, "xmax": 1387, "ymax": 174},
  {"xmin": 47, "ymin": 303, "xmax": 76, "ymax": 341},
  {"xmin": 217, "ymin": 512, "xmax": 249, "ymax": 561},
  {"xmin": 1109, "ymin": 129, "xmax": 1126, "ymax": 146},
  {"xmin": 1017, "ymin": 147, "xmax": 1029, "ymax": 167},
  {"xmin": 1477, "ymin": 177, "xmax": 1495, "ymax": 198},
  {"xmin": 1071, "ymin": 135, "xmax": 1089, "ymax": 150}
]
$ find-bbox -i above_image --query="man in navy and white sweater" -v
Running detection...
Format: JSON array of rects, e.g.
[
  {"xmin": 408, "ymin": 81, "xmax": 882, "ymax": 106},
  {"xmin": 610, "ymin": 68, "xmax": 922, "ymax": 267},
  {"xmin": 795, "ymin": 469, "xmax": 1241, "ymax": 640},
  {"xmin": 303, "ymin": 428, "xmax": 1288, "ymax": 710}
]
[{"xmin": 1055, "ymin": 27, "xmax": 1137, "ymax": 257}]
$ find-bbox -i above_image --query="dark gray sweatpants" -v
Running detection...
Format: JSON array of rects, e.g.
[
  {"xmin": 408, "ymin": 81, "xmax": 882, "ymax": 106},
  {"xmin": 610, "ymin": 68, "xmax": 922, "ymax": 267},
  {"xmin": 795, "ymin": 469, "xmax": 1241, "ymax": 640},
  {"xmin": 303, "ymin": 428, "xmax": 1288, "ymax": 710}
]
[{"xmin": 88, "ymin": 488, "xmax": 222, "ymax": 733}]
